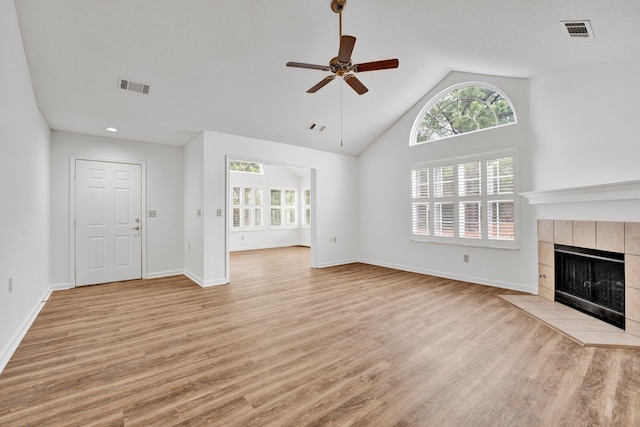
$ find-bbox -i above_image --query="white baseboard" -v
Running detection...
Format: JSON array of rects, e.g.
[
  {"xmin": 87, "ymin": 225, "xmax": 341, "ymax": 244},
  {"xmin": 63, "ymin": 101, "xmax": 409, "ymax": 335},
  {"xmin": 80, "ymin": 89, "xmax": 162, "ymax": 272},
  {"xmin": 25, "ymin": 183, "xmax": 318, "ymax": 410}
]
[
  {"xmin": 183, "ymin": 269, "xmax": 204, "ymax": 286},
  {"xmin": 358, "ymin": 258, "xmax": 536, "ymax": 294},
  {"xmin": 202, "ymin": 278, "xmax": 229, "ymax": 288},
  {"xmin": 230, "ymin": 243, "xmax": 307, "ymax": 252},
  {"xmin": 0, "ymin": 284, "xmax": 58, "ymax": 375},
  {"xmin": 146, "ymin": 269, "xmax": 183, "ymax": 279},
  {"xmin": 315, "ymin": 258, "xmax": 358, "ymax": 268}
]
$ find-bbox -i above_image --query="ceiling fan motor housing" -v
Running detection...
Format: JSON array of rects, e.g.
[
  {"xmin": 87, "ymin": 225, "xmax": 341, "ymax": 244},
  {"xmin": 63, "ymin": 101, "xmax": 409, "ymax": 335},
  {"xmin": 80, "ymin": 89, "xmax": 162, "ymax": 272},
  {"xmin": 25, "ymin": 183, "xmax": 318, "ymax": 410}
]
[{"xmin": 331, "ymin": 0, "xmax": 346, "ymax": 13}]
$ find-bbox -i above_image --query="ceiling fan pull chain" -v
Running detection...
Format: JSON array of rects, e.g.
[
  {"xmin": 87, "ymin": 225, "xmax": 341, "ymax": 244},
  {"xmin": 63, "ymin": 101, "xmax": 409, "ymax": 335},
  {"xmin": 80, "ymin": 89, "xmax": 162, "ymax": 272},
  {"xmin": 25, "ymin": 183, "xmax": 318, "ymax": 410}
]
[{"xmin": 340, "ymin": 79, "xmax": 343, "ymax": 147}]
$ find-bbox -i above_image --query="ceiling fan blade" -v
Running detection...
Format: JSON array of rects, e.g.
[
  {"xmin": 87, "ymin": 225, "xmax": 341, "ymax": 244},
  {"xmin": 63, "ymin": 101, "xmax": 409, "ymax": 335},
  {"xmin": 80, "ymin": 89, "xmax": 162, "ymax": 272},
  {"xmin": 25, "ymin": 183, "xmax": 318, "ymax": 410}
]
[
  {"xmin": 353, "ymin": 58, "xmax": 399, "ymax": 73},
  {"xmin": 344, "ymin": 74, "xmax": 368, "ymax": 95},
  {"xmin": 287, "ymin": 62, "xmax": 331, "ymax": 71},
  {"xmin": 338, "ymin": 35, "xmax": 356, "ymax": 63},
  {"xmin": 307, "ymin": 76, "xmax": 336, "ymax": 93}
]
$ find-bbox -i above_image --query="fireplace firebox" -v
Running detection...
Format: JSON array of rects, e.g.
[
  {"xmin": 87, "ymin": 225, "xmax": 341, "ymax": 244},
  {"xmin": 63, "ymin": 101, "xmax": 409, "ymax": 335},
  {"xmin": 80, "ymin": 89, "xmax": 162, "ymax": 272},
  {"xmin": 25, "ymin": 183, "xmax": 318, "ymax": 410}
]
[{"xmin": 554, "ymin": 244, "xmax": 625, "ymax": 329}]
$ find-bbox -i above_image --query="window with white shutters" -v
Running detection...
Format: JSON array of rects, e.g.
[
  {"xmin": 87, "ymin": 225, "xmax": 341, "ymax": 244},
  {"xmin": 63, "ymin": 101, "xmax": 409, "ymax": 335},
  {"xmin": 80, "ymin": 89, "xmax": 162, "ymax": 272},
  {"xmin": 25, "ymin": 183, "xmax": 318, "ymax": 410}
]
[
  {"xmin": 270, "ymin": 188, "xmax": 298, "ymax": 229},
  {"xmin": 302, "ymin": 189, "xmax": 311, "ymax": 228},
  {"xmin": 410, "ymin": 149, "xmax": 518, "ymax": 248},
  {"xmin": 230, "ymin": 187, "xmax": 263, "ymax": 231}
]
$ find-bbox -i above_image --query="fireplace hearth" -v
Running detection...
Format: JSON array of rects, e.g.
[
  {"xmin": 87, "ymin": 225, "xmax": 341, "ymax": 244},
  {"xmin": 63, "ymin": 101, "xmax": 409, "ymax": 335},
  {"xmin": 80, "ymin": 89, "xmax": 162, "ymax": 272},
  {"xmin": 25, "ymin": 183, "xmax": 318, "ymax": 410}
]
[{"xmin": 554, "ymin": 244, "xmax": 625, "ymax": 329}]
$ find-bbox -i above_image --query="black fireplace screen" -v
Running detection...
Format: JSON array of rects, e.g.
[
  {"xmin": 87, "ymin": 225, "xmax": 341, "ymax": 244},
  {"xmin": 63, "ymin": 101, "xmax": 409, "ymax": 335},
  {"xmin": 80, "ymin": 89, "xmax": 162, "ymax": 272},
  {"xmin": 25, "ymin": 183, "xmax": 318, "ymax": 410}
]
[{"xmin": 554, "ymin": 244, "xmax": 625, "ymax": 328}]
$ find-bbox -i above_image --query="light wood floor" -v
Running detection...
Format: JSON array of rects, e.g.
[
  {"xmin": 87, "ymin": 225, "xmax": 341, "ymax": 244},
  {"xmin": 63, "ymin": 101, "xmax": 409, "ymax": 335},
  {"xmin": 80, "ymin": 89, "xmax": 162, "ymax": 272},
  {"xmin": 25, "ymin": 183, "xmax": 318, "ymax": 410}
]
[{"xmin": 1, "ymin": 247, "xmax": 639, "ymax": 426}]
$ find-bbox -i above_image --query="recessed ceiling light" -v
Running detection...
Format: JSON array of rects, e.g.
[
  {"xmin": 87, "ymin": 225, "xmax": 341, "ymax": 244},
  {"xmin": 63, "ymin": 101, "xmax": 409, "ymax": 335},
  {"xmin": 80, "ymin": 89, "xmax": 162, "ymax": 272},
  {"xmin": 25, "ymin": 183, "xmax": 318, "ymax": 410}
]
[{"xmin": 106, "ymin": 127, "xmax": 118, "ymax": 132}]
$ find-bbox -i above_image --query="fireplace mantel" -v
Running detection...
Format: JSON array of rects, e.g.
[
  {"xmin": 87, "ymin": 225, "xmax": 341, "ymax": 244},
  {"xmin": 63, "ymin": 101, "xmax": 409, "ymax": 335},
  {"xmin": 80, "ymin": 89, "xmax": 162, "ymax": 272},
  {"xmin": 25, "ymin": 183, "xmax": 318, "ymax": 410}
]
[{"xmin": 522, "ymin": 180, "xmax": 640, "ymax": 205}]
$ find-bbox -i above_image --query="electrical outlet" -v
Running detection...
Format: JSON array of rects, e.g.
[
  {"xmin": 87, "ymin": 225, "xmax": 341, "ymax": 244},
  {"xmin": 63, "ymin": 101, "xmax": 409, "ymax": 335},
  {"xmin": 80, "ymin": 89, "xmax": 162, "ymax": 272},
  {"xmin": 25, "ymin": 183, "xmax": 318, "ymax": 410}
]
[
  {"xmin": 148, "ymin": 210, "xmax": 157, "ymax": 217},
  {"xmin": 217, "ymin": 209, "xmax": 222, "ymax": 217},
  {"xmin": 8, "ymin": 277, "xmax": 13, "ymax": 293},
  {"xmin": 197, "ymin": 209, "xmax": 201, "ymax": 217},
  {"xmin": 464, "ymin": 254, "xmax": 470, "ymax": 263}
]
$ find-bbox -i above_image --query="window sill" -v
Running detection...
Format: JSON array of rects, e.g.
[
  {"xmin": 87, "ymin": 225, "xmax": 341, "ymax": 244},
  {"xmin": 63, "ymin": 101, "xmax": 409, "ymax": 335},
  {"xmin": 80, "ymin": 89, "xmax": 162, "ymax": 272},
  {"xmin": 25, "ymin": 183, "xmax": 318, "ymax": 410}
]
[{"xmin": 410, "ymin": 236, "xmax": 519, "ymax": 250}]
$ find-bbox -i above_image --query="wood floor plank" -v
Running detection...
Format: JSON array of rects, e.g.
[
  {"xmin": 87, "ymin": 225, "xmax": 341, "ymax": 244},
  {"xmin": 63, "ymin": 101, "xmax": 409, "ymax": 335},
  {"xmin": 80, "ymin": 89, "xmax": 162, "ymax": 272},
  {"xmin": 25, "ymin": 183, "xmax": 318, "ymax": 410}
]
[{"xmin": 1, "ymin": 246, "xmax": 640, "ymax": 426}]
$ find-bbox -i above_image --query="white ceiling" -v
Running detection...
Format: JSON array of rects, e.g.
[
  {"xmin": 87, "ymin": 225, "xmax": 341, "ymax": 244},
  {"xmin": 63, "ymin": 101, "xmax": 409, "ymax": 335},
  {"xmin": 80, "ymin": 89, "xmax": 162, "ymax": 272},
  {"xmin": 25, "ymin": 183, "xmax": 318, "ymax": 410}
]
[{"xmin": 13, "ymin": 0, "xmax": 640, "ymax": 156}]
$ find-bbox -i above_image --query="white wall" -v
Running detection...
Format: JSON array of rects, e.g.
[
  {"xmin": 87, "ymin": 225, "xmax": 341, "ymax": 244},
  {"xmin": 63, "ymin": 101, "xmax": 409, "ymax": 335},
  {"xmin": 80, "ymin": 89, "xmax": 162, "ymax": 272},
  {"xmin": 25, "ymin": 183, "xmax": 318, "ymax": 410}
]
[
  {"xmin": 229, "ymin": 164, "xmax": 311, "ymax": 251},
  {"xmin": 198, "ymin": 130, "xmax": 358, "ymax": 284},
  {"xmin": 0, "ymin": 0, "xmax": 51, "ymax": 369},
  {"xmin": 357, "ymin": 71, "xmax": 536, "ymax": 293},
  {"xmin": 183, "ymin": 133, "xmax": 204, "ymax": 283},
  {"xmin": 530, "ymin": 56, "xmax": 640, "ymax": 223},
  {"xmin": 50, "ymin": 131, "xmax": 184, "ymax": 285}
]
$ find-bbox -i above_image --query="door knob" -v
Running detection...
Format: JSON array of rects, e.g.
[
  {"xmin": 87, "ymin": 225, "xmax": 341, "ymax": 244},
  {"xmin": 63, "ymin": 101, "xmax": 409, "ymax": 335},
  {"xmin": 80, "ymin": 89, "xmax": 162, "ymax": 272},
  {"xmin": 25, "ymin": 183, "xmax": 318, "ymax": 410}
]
[{"xmin": 132, "ymin": 226, "xmax": 140, "ymax": 231}]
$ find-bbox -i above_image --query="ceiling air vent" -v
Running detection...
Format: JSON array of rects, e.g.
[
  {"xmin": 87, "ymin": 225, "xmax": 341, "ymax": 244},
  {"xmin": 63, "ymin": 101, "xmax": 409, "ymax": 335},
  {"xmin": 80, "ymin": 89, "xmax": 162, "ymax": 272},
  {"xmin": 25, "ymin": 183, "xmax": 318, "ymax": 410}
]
[
  {"xmin": 562, "ymin": 21, "xmax": 594, "ymax": 38},
  {"xmin": 307, "ymin": 123, "xmax": 326, "ymax": 132},
  {"xmin": 119, "ymin": 78, "xmax": 150, "ymax": 94}
]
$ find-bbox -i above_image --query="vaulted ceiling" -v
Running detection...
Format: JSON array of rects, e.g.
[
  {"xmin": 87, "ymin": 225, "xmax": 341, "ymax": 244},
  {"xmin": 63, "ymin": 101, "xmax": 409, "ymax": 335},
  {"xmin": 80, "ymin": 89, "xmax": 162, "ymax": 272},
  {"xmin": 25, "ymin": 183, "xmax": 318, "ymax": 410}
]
[{"xmin": 13, "ymin": 0, "xmax": 640, "ymax": 156}]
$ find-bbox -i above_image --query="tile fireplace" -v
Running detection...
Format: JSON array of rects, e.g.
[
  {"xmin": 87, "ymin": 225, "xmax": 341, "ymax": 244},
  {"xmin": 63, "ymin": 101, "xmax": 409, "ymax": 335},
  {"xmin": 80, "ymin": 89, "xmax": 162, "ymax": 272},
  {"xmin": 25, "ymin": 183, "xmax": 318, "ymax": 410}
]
[{"xmin": 537, "ymin": 220, "xmax": 640, "ymax": 338}]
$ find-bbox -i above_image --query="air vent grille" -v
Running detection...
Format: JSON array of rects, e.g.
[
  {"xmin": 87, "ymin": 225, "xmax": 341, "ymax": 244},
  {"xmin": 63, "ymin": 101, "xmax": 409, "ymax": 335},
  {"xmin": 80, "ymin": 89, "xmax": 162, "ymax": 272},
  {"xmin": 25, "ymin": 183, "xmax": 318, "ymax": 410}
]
[
  {"xmin": 307, "ymin": 123, "xmax": 326, "ymax": 132},
  {"xmin": 563, "ymin": 21, "xmax": 594, "ymax": 38},
  {"xmin": 119, "ymin": 78, "xmax": 150, "ymax": 94}
]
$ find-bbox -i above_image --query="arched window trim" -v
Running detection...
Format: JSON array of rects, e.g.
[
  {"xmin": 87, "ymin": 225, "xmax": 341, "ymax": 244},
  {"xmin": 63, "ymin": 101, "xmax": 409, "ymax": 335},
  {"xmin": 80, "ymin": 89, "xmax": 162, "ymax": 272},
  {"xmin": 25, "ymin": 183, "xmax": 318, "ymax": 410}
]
[{"xmin": 410, "ymin": 81, "xmax": 518, "ymax": 146}]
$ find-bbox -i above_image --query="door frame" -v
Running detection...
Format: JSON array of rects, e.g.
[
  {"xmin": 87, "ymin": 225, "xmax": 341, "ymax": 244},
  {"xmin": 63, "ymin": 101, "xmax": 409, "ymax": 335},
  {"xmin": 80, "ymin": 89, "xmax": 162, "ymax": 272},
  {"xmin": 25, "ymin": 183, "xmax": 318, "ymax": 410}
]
[
  {"xmin": 69, "ymin": 156, "xmax": 147, "ymax": 287},
  {"xmin": 224, "ymin": 154, "xmax": 318, "ymax": 283}
]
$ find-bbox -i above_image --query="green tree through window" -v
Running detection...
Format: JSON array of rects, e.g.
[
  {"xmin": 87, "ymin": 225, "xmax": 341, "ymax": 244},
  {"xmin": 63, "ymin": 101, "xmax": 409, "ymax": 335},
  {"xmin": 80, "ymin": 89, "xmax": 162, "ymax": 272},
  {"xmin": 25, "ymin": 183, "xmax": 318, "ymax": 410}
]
[
  {"xmin": 229, "ymin": 161, "xmax": 263, "ymax": 173},
  {"xmin": 414, "ymin": 85, "xmax": 515, "ymax": 144}
]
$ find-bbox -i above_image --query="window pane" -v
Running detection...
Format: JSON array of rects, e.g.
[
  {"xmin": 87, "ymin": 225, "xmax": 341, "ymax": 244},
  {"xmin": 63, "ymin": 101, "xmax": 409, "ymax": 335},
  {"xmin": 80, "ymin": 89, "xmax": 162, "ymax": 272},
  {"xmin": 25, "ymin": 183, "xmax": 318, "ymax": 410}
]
[
  {"xmin": 229, "ymin": 161, "xmax": 264, "ymax": 173},
  {"xmin": 285, "ymin": 208, "xmax": 296, "ymax": 225},
  {"xmin": 244, "ymin": 188, "xmax": 253, "ymax": 205},
  {"xmin": 488, "ymin": 201, "xmax": 515, "ymax": 240},
  {"xmin": 459, "ymin": 202, "xmax": 481, "ymax": 239},
  {"xmin": 414, "ymin": 85, "xmax": 515, "ymax": 144},
  {"xmin": 254, "ymin": 208, "xmax": 262, "ymax": 227},
  {"xmin": 304, "ymin": 208, "xmax": 311, "ymax": 225},
  {"xmin": 254, "ymin": 189, "xmax": 263, "ymax": 205},
  {"xmin": 243, "ymin": 208, "xmax": 252, "ymax": 227},
  {"xmin": 412, "ymin": 168, "xmax": 429, "ymax": 199},
  {"xmin": 270, "ymin": 208, "xmax": 281, "ymax": 226},
  {"xmin": 271, "ymin": 189, "xmax": 282, "ymax": 206},
  {"xmin": 487, "ymin": 157, "xmax": 514, "ymax": 195},
  {"xmin": 434, "ymin": 165, "xmax": 454, "ymax": 198},
  {"xmin": 434, "ymin": 202, "xmax": 454, "ymax": 237},
  {"xmin": 304, "ymin": 189, "xmax": 311, "ymax": 205},
  {"xmin": 458, "ymin": 161, "xmax": 481, "ymax": 196},
  {"xmin": 412, "ymin": 203, "xmax": 430, "ymax": 236},
  {"xmin": 232, "ymin": 187, "xmax": 241, "ymax": 205},
  {"xmin": 232, "ymin": 208, "xmax": 240, "ymax": 227},
  {"xmin": 285, "ymin": 190, "xmax": 296, "ymax": 206}
]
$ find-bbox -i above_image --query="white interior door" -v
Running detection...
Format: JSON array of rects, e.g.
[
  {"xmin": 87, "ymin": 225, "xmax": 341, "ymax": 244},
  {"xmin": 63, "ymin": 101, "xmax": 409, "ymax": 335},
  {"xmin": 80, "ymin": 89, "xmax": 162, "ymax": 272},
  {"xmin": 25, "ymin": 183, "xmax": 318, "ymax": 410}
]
[{"xmin": 75, "ymin": 160, "xmax": 142, "ymax": 286}]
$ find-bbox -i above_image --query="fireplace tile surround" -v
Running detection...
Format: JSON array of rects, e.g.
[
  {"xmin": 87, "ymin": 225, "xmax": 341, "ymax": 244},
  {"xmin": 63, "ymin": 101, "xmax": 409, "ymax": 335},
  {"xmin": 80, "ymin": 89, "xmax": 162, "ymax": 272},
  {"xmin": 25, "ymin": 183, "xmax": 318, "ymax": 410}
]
[{"xmin": 537, "ymin": 219, "xmax": 640, "ymax": 338}]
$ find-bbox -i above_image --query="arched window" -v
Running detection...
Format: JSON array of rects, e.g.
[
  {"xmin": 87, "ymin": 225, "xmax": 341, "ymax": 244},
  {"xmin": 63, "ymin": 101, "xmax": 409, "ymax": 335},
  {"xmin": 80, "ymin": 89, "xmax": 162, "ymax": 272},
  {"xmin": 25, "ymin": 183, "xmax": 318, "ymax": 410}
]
[{"xmin": 411, "ymin": 83, "xmax": 516, "ymax": 145}]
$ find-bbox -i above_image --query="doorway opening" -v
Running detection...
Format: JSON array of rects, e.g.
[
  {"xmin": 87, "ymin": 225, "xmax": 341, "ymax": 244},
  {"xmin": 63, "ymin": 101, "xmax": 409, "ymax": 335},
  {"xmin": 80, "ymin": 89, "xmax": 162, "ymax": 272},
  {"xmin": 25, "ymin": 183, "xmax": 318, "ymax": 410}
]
[{"xmin": 226, "ymin": 158, "xmax": 315, "ymax": 282}]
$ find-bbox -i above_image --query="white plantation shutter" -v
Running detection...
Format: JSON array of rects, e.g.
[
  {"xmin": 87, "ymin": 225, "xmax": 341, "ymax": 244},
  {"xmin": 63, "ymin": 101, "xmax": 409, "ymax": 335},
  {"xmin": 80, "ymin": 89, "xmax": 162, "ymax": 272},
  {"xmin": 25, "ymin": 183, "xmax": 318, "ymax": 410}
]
[
  {"xmin": 412, "ymin": 168, "xmax": 429, "ymax": 198},
  {"xmin": 459, "ymin": 202, "xmax": 482, "ymax": 239},
  {"xmin": 488, "ymin": 201, "xmax": 515, "ymax": 240},
  {"xmin": 434, "ymin": 202, "xmax": 454, "ymax": 237},
  {"xmin": 412, "ymin": 203, "xmax": 429, "ymax": 235},
  {"xmin": 433, "ymin": 165, "xmax": 454, "ymax": 197},
  {"xmin": 410, "ymin": 149, "xmax": 518, "ymax": 248},
  {"xmin": 487, "ymin": 157, "xmax": 514, "ymax": 195},
  {"xmin": 270, "ymin": 188, "xmax": 297, "ymax": 229},
  {"xmin": 230, "ymin": 186, "xmax": 264, "ymax": 231},
  {"xmin": 458, "ymin": 161, "xmax": 481, "ymax": 196},
  {"xmin": 411, "ymin": 168, "xmax": 430, "ymax": 236}
]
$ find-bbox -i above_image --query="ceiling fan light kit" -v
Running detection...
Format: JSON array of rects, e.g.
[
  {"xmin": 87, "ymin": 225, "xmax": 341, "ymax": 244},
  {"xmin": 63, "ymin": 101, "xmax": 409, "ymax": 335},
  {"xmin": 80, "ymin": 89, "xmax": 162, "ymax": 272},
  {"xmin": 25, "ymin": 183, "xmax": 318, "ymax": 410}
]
[{"xmin": 286, "ymin": 0, "xmax": 399, "ymax": 95}]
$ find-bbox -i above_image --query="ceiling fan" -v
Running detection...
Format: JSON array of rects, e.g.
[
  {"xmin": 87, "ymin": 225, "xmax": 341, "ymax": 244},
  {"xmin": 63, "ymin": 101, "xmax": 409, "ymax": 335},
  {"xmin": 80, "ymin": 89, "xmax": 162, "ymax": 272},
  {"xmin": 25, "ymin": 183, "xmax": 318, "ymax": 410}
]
[{"xmin": 286, "ymin": 0, "xmax": 399, "ymax": 95}]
